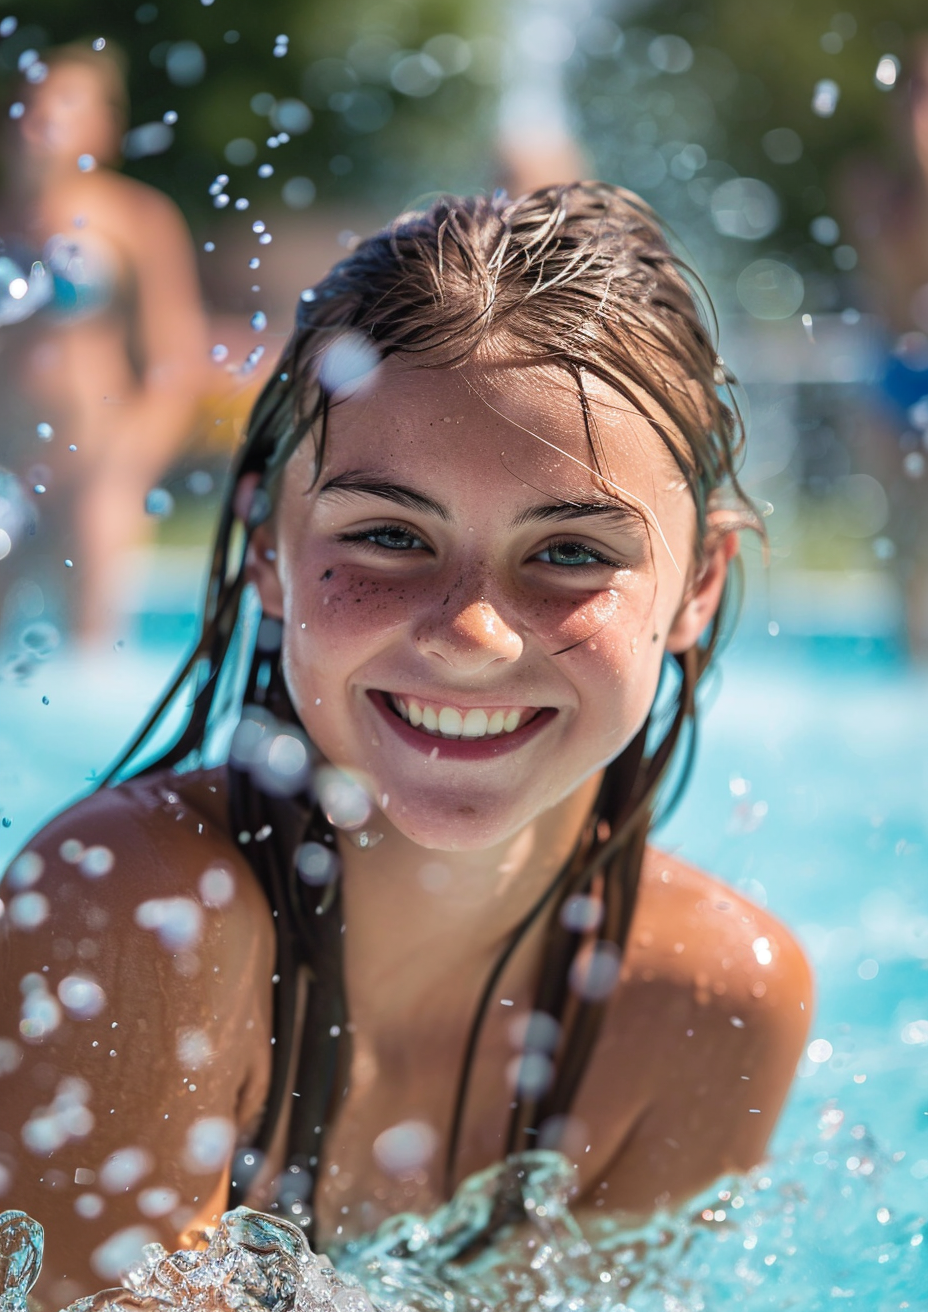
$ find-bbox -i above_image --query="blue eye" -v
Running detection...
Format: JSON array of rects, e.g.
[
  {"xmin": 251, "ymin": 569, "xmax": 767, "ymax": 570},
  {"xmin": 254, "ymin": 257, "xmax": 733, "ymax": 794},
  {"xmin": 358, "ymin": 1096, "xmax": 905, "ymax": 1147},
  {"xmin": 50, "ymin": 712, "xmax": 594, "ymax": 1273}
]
[
  {"xmin": 537, "ymin": 541, "xmax": 615, "ymax": 568},
  {"xmin": 341, "ymin": 525, "xmax": 426, "ymax": 551}
]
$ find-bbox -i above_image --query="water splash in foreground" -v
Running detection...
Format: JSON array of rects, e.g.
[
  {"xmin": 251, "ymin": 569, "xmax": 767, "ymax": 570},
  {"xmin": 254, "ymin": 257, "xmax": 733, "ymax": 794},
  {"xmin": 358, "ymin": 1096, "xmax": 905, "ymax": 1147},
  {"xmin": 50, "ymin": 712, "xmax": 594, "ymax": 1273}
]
[{"xmin": 1, "ymin": 1131, "xmax": 924, "ymax": 1311}]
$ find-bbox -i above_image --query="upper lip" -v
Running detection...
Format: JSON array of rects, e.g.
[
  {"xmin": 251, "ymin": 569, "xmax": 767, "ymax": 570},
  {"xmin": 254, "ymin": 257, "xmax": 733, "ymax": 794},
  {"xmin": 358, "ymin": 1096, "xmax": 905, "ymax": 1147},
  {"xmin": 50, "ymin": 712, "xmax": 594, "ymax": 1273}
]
[{"xmin": 378, "ymin": 690, "xmax": 545, "ymax": 711}]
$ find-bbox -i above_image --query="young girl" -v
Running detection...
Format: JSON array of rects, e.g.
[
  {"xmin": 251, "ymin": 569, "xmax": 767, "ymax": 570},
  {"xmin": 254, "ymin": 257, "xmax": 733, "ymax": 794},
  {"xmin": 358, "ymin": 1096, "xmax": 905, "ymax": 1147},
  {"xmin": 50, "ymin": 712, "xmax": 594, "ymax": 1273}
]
[{"xmin": 0, "ymin": 184, "xmax": 811, "ymax": 1303}]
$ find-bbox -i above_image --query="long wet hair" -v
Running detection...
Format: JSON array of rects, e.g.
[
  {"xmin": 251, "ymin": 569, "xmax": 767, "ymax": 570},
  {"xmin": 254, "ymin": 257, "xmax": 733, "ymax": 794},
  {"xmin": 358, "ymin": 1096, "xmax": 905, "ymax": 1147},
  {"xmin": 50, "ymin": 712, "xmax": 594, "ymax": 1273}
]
[{"xmin": 117, "ymin": 183, "xmax": 754, "ymax": 1230}]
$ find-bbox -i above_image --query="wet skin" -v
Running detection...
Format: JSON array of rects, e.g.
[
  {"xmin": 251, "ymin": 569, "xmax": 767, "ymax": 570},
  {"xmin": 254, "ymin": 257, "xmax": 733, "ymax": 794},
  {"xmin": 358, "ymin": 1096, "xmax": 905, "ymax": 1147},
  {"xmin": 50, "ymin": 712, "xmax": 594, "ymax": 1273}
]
[{"xmin": 0, "ymin": 359, "xmax": 812, "ymax": 1300}]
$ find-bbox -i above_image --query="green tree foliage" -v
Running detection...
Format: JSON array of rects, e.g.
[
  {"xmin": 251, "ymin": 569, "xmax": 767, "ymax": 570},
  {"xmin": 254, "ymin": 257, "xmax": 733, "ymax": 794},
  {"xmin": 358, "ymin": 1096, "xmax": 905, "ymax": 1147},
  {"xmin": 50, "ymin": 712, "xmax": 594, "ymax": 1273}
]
[{"xmin": 1, "ymin": 0, "xmax": 501, "ymax": 227}]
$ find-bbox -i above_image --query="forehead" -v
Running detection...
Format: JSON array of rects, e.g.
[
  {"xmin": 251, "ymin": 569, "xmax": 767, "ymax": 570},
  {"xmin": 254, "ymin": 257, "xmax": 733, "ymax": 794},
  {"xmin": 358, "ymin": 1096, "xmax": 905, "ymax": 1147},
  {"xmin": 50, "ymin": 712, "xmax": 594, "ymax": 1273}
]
[
  {"xmin": 35, "ymin": 62, "xmax": 108, "ymax": 104},
  {"xmin": 320, "ymin": 356, "xmax": 687, "ymax": 503}
]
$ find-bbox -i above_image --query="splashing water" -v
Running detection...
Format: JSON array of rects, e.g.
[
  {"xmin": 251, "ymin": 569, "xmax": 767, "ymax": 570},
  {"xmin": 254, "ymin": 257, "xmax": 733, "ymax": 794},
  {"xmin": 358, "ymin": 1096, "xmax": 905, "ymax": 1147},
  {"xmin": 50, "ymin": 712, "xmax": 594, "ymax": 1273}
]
[
  {"xmin": 1, "ymin": 1116, "xmax": 924, "ymax": 1312},
  {"xmin": 0, "ymin": 1211, "xmax": 43, "ymax": 1312}
]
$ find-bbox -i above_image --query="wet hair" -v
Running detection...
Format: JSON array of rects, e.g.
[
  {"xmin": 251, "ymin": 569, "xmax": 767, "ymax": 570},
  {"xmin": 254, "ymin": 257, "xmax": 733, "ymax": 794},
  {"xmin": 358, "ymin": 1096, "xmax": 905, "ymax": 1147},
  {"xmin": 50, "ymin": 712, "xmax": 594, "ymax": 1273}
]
[{"xmin": 117, "ymin": 183, "xmax": 755, "ymax": 1230}]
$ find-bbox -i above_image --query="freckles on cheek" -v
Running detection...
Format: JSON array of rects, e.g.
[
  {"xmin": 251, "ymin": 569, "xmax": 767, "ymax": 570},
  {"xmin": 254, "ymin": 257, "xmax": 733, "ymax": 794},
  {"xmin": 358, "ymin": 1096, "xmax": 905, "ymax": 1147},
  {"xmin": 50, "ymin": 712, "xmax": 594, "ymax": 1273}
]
[{"xmin": 288, "ymin": 568, "xmax": 415, "ymax": 640}]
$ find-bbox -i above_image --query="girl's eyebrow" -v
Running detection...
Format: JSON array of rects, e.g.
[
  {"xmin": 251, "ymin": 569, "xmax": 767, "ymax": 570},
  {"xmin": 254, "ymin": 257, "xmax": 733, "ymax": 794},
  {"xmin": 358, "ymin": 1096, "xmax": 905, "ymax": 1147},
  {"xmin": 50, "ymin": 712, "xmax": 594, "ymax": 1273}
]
[
  {"xmin": 513, "ymin": 501, "xmax": 648, "ymax": 534},
  {"xmin": 317, "ymin": 470, "xmax": 451, "ymax": 519},
  {"xmin": 319, "ymin": 469, "xmax": 647, "ymax": 535}
]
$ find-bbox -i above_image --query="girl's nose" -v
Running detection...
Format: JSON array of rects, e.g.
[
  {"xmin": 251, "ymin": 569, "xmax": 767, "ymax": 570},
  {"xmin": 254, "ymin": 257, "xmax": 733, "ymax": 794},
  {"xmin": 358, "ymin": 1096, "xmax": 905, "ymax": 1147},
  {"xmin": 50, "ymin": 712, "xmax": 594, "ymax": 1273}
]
[{"xmin": 415, "ymin": 599, "xmax": 524, "ymax": 670}]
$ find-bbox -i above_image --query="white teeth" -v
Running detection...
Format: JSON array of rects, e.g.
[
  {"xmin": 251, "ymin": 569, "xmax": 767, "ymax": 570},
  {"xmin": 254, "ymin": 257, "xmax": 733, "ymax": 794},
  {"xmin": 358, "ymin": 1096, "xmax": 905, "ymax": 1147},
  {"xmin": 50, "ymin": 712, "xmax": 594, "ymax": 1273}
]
[
  {"xmin": 438, "ymin": 707, "xmax": 464, "ymax": 736},
  {"xmin": 389, "ymin": 696, "xmax": 535, "ymax": 740},
  {"xmin": 461, "ymin": 708, "xmax": 489, "ymax": 738}
]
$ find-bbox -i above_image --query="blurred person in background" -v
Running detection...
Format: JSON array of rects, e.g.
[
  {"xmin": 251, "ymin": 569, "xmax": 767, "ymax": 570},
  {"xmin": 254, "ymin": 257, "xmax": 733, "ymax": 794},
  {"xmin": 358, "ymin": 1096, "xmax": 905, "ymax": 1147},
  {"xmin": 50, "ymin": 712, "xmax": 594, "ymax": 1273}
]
[
  {"xmin": 839, "ymin": 36, "xmax": 928, "ymax": 656},
  {"xmin": 0, "ymin": 42, "xmax": 207, "ymax": 651}
]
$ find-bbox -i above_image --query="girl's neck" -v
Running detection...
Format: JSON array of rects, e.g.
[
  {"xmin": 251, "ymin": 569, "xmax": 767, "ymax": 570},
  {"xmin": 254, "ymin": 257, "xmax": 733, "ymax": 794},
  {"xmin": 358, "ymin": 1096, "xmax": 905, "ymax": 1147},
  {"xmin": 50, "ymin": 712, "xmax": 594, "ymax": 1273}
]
[{"xmin": 337, "ymin": 772, "xmax": 603, "ymax": 1020}]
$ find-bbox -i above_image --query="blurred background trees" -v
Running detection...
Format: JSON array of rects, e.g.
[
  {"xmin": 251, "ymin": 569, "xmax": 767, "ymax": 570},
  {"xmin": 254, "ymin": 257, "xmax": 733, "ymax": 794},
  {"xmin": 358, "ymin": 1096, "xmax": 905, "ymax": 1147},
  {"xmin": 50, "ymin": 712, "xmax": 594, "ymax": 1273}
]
[{"xmin": 4, "ymin": 0, "xmax": 927, "ymax": 300}]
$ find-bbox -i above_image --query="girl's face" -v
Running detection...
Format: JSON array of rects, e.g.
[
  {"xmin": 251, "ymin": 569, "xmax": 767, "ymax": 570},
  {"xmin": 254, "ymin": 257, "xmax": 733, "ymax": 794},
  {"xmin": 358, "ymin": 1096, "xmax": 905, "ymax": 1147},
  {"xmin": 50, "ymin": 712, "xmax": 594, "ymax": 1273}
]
[
  {"xmin": 20, "ymin": 63, "xmax": 121, "ymax": 168},
  {"xmin": 253, "ymin": 357, "xmax": 726, "ymax": 851}
]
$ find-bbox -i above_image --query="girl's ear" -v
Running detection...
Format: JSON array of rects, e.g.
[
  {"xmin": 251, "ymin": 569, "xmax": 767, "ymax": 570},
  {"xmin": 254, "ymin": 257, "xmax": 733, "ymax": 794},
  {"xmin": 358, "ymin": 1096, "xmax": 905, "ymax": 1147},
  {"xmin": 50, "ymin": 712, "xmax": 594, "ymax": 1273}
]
[
  {"xmin": 665, "ymin": 527, "xmax": 739, "ymax": 654},
  {"xmin": 234, "ymin": 473, "xmax": 284, "ymax": 619}
]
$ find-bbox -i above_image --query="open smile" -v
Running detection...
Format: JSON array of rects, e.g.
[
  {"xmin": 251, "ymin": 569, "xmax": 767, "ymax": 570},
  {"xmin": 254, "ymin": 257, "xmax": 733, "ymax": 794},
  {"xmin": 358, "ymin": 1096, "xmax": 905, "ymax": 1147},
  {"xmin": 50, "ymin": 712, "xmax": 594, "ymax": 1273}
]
[{"xmin": 368, "ymin": 691, "xmax": 558, "ymax": 757}]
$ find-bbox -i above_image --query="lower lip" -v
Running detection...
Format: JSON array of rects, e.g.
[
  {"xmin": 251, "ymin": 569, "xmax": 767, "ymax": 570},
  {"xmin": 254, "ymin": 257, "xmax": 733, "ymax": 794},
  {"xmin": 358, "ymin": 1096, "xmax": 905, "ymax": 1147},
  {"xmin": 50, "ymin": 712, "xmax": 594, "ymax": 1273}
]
[{"xmin": 367, "ymin": 691, "xmax": 557, "ymax": 760}]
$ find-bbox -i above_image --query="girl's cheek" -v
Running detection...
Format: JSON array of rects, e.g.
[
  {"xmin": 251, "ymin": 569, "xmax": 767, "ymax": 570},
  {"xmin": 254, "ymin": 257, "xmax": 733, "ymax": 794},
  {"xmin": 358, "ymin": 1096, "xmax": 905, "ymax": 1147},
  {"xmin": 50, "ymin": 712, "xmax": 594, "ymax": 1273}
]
[
  {"xmin": 521, "ymin": 580, "xmax": 656, "ymax": 656},
  {"xmin": 287, "ymin": 567, "xmax": 417, "ymax": 642}
]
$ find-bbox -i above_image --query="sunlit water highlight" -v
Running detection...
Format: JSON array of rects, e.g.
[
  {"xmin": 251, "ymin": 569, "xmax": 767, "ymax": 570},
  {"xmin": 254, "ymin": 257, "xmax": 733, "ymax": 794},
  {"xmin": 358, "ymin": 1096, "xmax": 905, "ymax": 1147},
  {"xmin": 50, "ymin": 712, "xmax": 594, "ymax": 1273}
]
[{"xmin": 0, "ymin": 616, "xmax": 926, "ymax": 1307}]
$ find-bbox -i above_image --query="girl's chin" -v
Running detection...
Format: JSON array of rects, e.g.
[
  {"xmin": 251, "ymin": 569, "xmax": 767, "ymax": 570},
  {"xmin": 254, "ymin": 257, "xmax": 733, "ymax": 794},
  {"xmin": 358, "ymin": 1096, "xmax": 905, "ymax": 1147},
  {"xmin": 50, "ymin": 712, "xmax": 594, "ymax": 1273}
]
[{"xmin": 372, "ymin": 790, "xmax": 538, "ymax": 853}]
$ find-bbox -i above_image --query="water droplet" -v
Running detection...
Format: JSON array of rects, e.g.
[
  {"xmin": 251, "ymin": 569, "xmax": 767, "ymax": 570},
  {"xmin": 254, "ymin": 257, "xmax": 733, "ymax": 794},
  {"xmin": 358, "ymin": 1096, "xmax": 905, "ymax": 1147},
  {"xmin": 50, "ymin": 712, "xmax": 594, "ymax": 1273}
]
[
  {"xmin": 92, "ymin": 37, "xmax": 106, "ymax": 50},
  {"xmin": 373, "ymin": 1120, "xmax": 438, "ymax": 1176},
  {"xmin": 0, "ymin": 16, "xmax": 18, "ymax": 37},
  {"xmin": 211, "ymin": 343, "xmax": 229, "ymax": 362},
  {"xmin": 64, "ymin": 558, "xmax": 73, "ymax": 568},
  {"xmin": 300, "ymin": 288, "xmax": 316, "ymax": 303},
  {"xmin": 258, "ymin": 163, "xmax": 274, "ymax": 178},
  {"xmin": 875, "ymin": 54, "xmax": 900, "ymax": 89},
  {"xmin": 91, "ymin": 1226, "xmax": 159, "ymax": 1281},
  {"xmin": 80, "ymin": 845, "xmax": 115, "ymax": 878},
  {"xmin": 250, "ymin": 311, "xmax": 267, "ymax": 332},
  {"xmin": 203, "ymin": 240, "xmax": 215, "ymax": 252},
  {"xmin": 184, "ymin": 1115, "xmax": 235, "ymax": 1172},
  {"xmin": 199, "ymin": 865, "xmax": 234, "ymax": 907},
  {"xmin": 163, "ymin": 109, "xmax": 178, "ymax": 124},
  {"xmin": 99, "ymin": 1146, "xmax": 153, "ymax": 1192},
  {"xmin": 1, "ymin": 816, "xmax": 12, "ymax": 829},
  {"xmin": 234, "ymin": 197, "xmax": 249, "ymax": 210},
  {"xmin": 569, "ymin": 940, "xmax": 621, "ymax": 1001},
  {"xmin": 135, "ymin": 896, "xmax": 204, "ymax": 950},
  {"xmin": 812, "ymin": 78, "xmax": 840, "ymax": 117},
  {"xmin": 318, "ymin": 331, "xmax": 381, "ymax": 400},
  {"xmin": 213, "ymin": 194, "xmax": 230, "ymax": 209},
  {"xmin": 36, "ymin": 422, "xmax": 53, "ymax": 440},
  {"xmin": 807, "ymin": 1037, "xmax": 834, "ymax": 1063},
  {"xmin": 74, "ymin": 1192, "xmax": 104, "ymax": 1218},
  {"xmin": 296, "ymin": 842, "xmax": 340, "ymax": 885},
  {"xmin": 77, "ymin": 153, "xmax": 97, "ymax": 172},
  {"xmin": 252, "ymin": 219, "xmax": 266, "ymax": 233},
  {"xmin": 258, "ymin": 232, "xmax": 272, "ymax": 244},
  {"xmin": 177, "ymin": 1026, "xmax": 213, "ymax": 1068},
  {"xmin": 41, "ymin": 695, "xmax": 49, "ymax": 705},
  {"xmin": 560, "ymin": 893, "xmax": 604, "ymax": 933},
  {"xmin": 10, "ymin": 891, "xmax": 48, "ymax": 928},
  {"xmin": 144, "ymin": 488, "xmax": 174, "ymax": 517},
  {"xmin": 58, "ymin": 975, "xmax": 106, "ymax": 1019},
  {"xmin": 32, "ymin": 483, "xmax": 45, "ymax": 494},
  {"xmin": 137, "ymin": 1186, "xmax": 179, "ymax": 1217},
  {"xmin": 9, "ymin": 101, "xmax": 24, "ymax": 119}
]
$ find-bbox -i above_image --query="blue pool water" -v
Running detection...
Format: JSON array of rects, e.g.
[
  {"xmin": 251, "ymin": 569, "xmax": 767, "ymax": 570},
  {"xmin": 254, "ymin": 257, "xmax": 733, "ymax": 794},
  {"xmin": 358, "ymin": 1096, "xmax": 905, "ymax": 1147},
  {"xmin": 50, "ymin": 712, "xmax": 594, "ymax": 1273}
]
[{"xmin": 0, "ymin": 590, "xmax": 925, "ymax": 1308}]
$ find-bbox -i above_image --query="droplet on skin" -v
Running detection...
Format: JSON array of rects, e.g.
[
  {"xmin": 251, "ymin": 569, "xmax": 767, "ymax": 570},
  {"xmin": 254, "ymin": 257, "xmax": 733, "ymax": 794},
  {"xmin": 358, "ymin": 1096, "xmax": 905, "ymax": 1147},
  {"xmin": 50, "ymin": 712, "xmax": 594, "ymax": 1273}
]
[
  {"xmin": 183, "ymin": 1116, "xmax": 235, "ymax": 1172},
  {"xmin": 373, "ymin": 1119, "xmax": 439, "ymax": 1177},
  {"xmin": 198, "ymin": 865, "xmax": 235, "ymax": 906},
  {"xmin": 79, "ymin": 846, "xmax": 114, "ymax": 878},
  {"xmin": 99, "ymin": 1146, "xmax": 153, "ymax": 1193},
  {"xmin": 57, "ymin": 975, "xmax": 106, "ymax": 1019}
]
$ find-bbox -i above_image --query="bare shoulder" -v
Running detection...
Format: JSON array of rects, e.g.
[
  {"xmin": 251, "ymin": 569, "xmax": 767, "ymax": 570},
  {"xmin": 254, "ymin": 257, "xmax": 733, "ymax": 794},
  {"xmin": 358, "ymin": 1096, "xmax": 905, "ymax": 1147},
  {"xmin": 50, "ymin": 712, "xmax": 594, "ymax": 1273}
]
[
  {"xmin": 627, "ymin": 846, "xmax": 813, "ymax": 1021},
  {"xmin": 578, "ymin": 848, "xmax": 813, "ymax": 1211},
  {"xmin": 1, "ymin": 766, "xmax": 275, "ymax": 1041}
]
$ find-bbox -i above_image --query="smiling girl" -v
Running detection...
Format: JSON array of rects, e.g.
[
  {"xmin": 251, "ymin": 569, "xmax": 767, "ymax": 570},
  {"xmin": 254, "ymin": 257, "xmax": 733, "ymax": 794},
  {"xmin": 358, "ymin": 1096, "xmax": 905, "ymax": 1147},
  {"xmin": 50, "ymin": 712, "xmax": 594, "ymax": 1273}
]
[{"xmin": 0, "ymin": 184, "xmax": 811, "ymax": 1301}]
